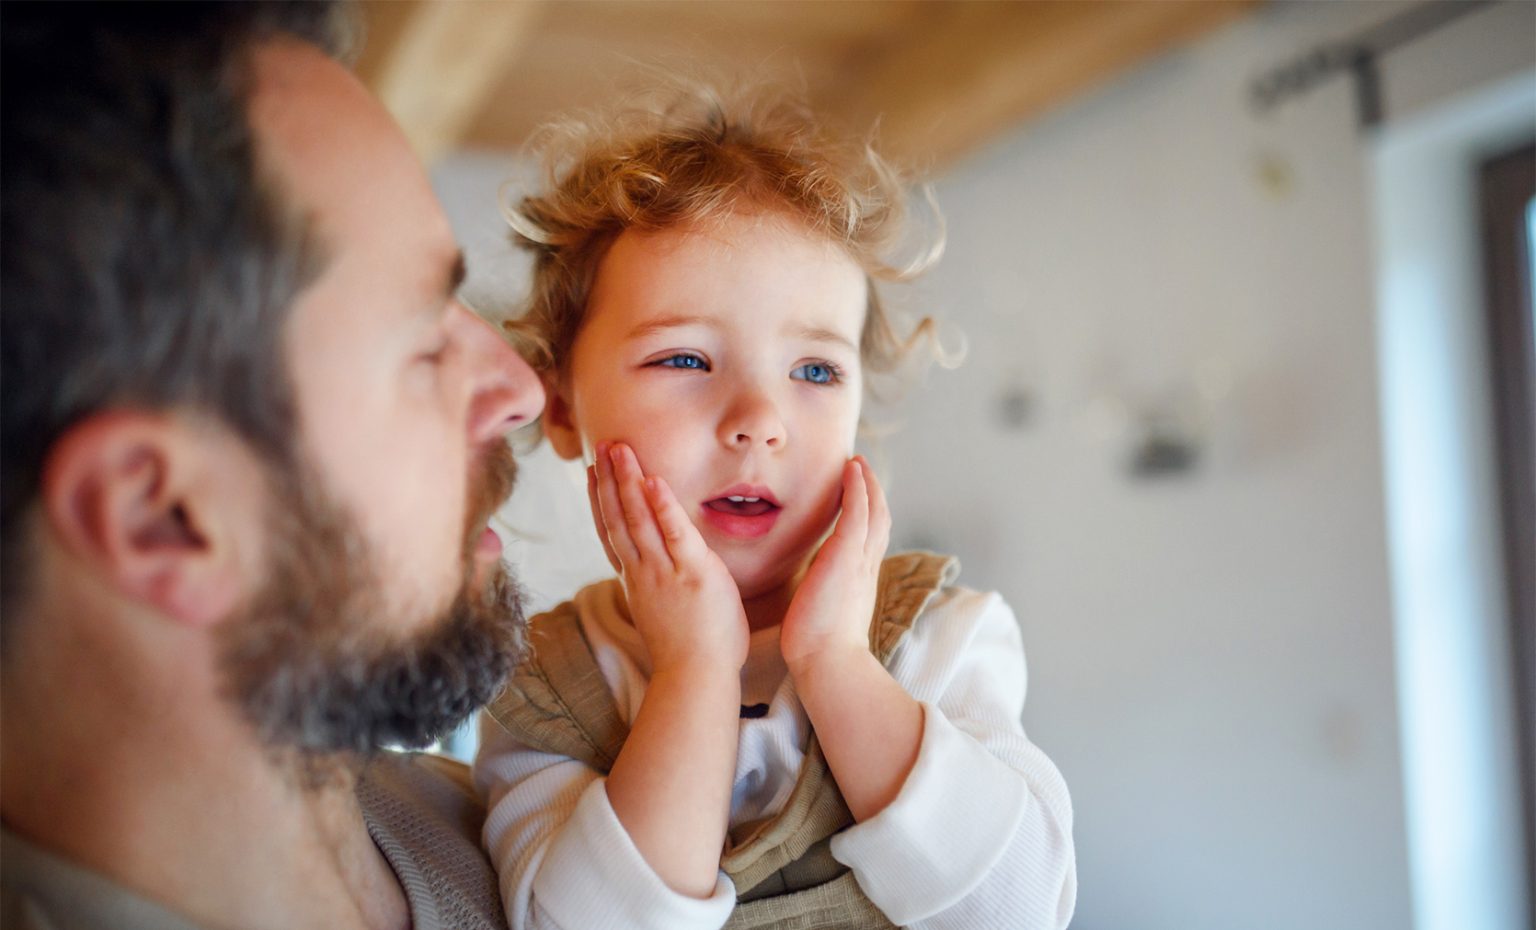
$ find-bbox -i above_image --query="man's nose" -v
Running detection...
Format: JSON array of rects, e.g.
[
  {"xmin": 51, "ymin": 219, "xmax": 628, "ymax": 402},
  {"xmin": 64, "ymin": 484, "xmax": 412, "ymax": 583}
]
[
  {"xmin": 718, "ymin": 385, "xmax": 785, "ymax": 450},
  {"xmin": 453, "ymin": 302, "xmax": 546, "ymax": 444}
]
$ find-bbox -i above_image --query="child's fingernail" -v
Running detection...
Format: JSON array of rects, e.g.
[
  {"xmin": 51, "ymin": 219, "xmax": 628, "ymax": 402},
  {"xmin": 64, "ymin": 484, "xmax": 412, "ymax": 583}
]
[
  {"xmin": 644, "ymin": 476, "xmax": 657, "ymax": 492},
  {"xmin": 609, "ymin": 444, "xmax": 623, "ymax": 464}
]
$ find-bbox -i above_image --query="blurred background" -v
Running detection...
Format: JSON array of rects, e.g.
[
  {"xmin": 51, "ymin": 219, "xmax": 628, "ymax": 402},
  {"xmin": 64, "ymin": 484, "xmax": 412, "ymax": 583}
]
[{"xmin": 355, "ymin": 2, "xmax": 1535, "ymax": 929}]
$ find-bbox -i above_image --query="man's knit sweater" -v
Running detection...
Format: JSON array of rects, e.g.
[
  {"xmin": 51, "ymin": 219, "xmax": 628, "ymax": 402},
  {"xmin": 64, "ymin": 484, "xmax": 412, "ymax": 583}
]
[{"xmin": 1, "ymin": 752, "xmax": 507, "ymax": 930}]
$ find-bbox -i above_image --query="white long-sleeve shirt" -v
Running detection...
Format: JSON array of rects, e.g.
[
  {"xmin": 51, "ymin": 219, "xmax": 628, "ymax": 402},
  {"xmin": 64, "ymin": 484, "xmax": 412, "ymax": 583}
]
[{"xmin": 473, "ymin": 580, "xmax": 1076, "ymax": 930}]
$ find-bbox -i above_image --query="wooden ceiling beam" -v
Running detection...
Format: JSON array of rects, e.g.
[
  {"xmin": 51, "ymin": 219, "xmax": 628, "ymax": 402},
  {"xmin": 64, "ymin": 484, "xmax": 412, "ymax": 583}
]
[
  {"xmin": 826, "ymin": 0, "xmax": 1260, "ymax": 172},
  {"xmin": 363, "ymin": 0, "xmax": 545, "ymax": 163}
]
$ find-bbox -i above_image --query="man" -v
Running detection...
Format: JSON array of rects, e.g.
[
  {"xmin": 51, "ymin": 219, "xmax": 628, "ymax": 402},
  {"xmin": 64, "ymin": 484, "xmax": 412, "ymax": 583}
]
[{"xmin": 1, "ymin": 4, "xmax": 545, "ymax": 928}]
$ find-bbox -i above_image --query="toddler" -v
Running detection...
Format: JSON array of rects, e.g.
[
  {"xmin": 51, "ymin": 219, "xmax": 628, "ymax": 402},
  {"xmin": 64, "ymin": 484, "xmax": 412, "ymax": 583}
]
[{"xmin": 474, "ymin": 89, "xmax": 1076, "ymax": 930}]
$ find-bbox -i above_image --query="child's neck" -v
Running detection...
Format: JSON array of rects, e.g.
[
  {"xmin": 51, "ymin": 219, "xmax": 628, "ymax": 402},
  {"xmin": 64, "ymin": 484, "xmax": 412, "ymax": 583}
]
[
  {"xmin": 740, "ymin": 560, "xmax": 810, "ymax": 633},
  {"xmin": 742, "ymin": 586, "xmax": 793, "ymax": 633}
]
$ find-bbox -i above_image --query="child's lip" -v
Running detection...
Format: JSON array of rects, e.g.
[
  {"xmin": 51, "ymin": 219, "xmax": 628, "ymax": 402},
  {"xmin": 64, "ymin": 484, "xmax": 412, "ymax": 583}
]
[
  {"xmin": 705, "ymin": 483, "xmax": 781, "ymax": 508},
  {"xmin": 699, "ymin": 501, "xmax": 780, "ymax": 539}
]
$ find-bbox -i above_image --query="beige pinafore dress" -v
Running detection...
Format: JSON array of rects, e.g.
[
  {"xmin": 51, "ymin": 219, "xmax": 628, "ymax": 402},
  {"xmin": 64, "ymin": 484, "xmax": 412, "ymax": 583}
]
[{"xmin": 485, "ymin": 552, "xmax": 959, "ymax": 930}]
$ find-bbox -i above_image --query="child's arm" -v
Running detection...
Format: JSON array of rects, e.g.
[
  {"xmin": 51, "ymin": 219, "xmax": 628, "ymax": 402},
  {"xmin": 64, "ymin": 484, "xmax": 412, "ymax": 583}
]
[
  {"xmin": 783, "ymin": 459, "xmax": 1076, "ymax": 929},
  {"xmin": 830, "ymin": 592, "xmax": 1076, "ymax": 930},
  {"xmin": 476, "ymin": 721, "xmax": 736, "ymax": 930},
  {"xmin": 780, "ymin": 456, "xmax": 924, "ymax": 821},
  {"xmin": 475, "ymin": 442, "xmax": 746, "ymax": 930},
  {"xmin": 589, "ymin": 442, "xmax": 747, "ymax": 898}
]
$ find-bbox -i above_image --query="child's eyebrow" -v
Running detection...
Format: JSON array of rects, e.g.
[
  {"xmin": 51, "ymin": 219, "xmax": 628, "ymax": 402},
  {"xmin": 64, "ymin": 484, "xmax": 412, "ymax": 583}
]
[
  {"xmin": 791, "ymin": 325, "xmax": 857, "ymax": 353},
  {"xmin": 625, "ymin": 314, "xmax": 856, "ymax": 353},
  {"xmin": 625, "ymin": 314, "xmax": 718, "ymax": 339}
]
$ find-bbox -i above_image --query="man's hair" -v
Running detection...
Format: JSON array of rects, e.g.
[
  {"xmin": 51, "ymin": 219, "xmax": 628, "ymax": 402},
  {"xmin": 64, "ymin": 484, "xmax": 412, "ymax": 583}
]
[
  {"xmin": 0, "ymin": 2, "xmax": 349, "ymax": 621},
  {"xmin": 503, "ymin": 84, "xmax": 946, "ymax": 383}
]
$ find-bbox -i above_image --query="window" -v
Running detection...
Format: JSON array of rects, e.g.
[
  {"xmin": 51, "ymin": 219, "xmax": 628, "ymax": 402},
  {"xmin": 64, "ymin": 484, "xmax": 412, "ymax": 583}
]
[{"xmin": 1479, "ymin": 140, "xmax": 1535, "ymax": 930}]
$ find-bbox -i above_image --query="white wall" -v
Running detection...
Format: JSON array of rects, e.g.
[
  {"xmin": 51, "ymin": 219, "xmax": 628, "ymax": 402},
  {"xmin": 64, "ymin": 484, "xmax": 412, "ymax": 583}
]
[
  {"xmin": 869, "ymin": 3, "xmax": 1530, "ymax": 929},
  {"xmin": 434, "ymin": 2, "xmax": 1535, "ymax": 926},
  {"xmin": 884, "ymin": 7, "xmax": 1399, "ymax": 928}
]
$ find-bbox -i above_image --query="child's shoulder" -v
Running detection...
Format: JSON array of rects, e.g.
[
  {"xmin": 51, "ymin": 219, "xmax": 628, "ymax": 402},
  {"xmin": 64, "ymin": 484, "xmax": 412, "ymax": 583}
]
[
  {"xmin": 881, "ymin": 551, "xmax": 1017, "ymax": 647},
  {"xmin": 878, "ymin": 550, "xmax": 1012, "ymax": 636},
  {"xmin": 877, "ymin": 550, "xmax": 1005, "ymax": 618},
  {"xmin": 518, "ymin": 576, "xmax": 639, "ymax": 670},
  {"xmin": 527, "ymin": 577, "xmax": 627, "ymax": 628},
  {"xmin": 879, "ymin": 556, "xmax": 1025, "ymax": 700}
]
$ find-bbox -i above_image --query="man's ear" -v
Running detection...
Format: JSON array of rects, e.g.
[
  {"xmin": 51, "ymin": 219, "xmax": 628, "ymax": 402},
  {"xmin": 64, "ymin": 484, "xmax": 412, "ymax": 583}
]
[
  {"xmin": 541, "ymin": 374, "xmax": 585, "ymax": 461},
  {"xmin": 40, "ymin": 412, "xmax": 257, "ymax": 628}
]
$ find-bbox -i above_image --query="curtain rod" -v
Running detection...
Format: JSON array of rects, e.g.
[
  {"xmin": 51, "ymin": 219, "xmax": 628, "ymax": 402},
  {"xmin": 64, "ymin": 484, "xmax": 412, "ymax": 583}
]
[{"xmin": 1249, "ymin": 0, "xmax": 1497, "ymax": 128}]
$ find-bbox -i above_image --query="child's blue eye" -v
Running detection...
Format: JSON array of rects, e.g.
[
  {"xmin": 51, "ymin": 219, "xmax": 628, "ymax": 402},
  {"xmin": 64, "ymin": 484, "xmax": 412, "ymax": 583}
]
[
  {"xmin": 792, "ymin": 362, "xmax": 840, "ymax": 385},
  {"xmin": 652, "ymin": 353, "xmax": 709, "ymax": 371}
]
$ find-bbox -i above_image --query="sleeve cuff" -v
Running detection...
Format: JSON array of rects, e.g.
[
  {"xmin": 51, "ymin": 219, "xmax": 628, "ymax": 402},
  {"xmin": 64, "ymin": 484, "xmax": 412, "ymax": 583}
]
[
  {"xmin": 829, "ymin": 704, "xmax": 1029, "ymax": 925},
  {"xmin": 533, "ymin": 779, "xmax": 736, "ymax": 930}
]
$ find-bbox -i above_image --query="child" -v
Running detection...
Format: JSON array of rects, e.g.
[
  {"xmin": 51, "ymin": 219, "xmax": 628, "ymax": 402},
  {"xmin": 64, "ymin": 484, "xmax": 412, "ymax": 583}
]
[{"xmin": 474, "ymin": 88, "xmax": 1076, "ymax": 930}]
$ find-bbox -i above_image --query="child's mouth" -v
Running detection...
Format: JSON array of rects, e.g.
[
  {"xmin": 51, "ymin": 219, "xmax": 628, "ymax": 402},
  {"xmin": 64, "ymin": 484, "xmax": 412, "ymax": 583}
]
[
  {"xmin": 701, "ymin": 490, "xmax": 781, "ymax": 539},
  {"xmin": 706, "ymin": 496, "xmax": 776, "ymax": 517}
]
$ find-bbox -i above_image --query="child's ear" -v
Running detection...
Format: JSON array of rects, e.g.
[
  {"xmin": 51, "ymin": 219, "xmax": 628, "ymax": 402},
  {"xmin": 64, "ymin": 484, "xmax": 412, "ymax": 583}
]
[
  {"xmin": 41, "ymin": 412, "xmax": 256, "ymax": 628},
  {"xmin": 541, "ymin": 374, "xmax": 585, "ymax": 461}
]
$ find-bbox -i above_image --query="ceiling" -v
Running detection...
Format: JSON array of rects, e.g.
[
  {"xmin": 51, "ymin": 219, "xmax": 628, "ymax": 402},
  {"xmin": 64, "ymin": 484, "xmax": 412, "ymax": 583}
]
[{"xmin": 355, "ymin": 0, "xmax": 1259, "ymax": 170}]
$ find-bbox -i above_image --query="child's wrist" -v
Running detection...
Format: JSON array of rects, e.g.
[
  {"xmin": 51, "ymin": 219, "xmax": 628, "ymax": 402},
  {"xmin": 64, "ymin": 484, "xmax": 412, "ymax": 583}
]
[
  {"xmin": 649, "ymin": 656, "xmax": 742, "ymax": 695},
  {"xmin": 647, "ymin": 632, "xmax": 747, "ymax": 675},
  {"xmin": 784, "ymin": 637, "xmax": 872, "ymax": 684}
]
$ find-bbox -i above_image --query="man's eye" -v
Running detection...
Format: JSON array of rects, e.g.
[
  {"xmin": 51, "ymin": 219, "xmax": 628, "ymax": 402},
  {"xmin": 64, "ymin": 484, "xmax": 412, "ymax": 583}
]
[
  {"xmin": 651, "ymin": 353, "xmax": 709, "ymax": 371},
  {"xmin": 791, "ymin": 361, "xmax": 841, "ymax": 385}
]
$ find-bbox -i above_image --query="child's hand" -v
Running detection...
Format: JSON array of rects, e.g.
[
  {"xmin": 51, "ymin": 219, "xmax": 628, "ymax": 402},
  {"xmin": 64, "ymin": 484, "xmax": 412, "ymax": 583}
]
[
  {"xmin": 781, "ymin": 456, "xmax": 890, "ymax": 676},
  {"xmin": 588, "ymin": 441, "xmax": 750, "ymax": 674}
]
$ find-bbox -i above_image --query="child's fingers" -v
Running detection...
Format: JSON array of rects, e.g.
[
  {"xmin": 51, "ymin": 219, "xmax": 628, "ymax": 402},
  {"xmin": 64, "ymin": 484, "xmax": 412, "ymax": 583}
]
[
  {"xmin": 587, "ymin": 464, "xmax": 623, "ymax": 574},
  {"xmin": 835, "ymin": 457, "xmax": 870, "ymax": 546},
  {"xmin": 858, "ymin": 456, "xmax": 892, "ymax": 558},
  {"xmin": 643, "ymin": 475, "xmax": 706, "ymax": 569},
  {"xmin": 594, "ymin": 442, "xmax": 641, "ymax": 570},
  {"xmin": 610, "ymin": 443, "xmax": 667, "ymax": 564}
]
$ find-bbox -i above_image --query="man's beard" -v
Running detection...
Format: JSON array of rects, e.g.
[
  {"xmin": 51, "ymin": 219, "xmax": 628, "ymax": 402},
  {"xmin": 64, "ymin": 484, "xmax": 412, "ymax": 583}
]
[{"xmin": 218, "ymin": 442, "xmax": 526, "ymax": 758}]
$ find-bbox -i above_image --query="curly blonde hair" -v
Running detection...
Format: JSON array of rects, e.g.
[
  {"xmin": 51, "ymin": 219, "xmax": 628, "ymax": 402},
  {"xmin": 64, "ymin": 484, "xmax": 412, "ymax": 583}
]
[{"xmin": 501, "ymin": 84, "xmax": 945, "ymax": 381}]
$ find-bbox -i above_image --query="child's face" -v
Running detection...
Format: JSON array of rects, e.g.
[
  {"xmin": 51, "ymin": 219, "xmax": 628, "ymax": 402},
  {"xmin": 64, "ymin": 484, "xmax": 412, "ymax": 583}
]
[{"xmin": 549, "ymin": 210, "xmax": 867, "ymax": 600}]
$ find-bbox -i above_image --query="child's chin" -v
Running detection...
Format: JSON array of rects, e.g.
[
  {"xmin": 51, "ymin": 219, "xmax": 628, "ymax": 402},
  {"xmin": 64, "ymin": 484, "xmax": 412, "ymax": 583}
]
[{"xmin": 726, "ymin": 555, "xmax": 810, "ymax": 603}]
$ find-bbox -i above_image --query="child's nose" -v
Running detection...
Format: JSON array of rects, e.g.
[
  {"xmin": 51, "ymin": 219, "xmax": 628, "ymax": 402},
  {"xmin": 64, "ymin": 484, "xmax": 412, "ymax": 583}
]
[{"xmin": 719, "ymin": 389, "xmax": 785, "ymax": 450}]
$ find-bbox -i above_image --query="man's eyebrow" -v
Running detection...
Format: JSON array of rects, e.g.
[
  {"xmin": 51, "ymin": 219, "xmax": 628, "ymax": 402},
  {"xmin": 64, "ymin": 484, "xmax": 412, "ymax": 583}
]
[
  {"xmin": 625, "ymin": 314, "xmax": 719, "ymax": 339},
  {"xmin": 441, "ymin": 251, "xmax": 467, "ymax": 299},
  {"xmin": 420, "ymin": 251, "xmax": 466, "ymax": 325}
]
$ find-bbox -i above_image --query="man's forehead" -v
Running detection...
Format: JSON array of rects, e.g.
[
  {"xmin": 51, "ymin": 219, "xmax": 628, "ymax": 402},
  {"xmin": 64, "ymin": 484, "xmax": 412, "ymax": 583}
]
[
  {"xmin": 247, "ymin": 39, "xmax": 369, "ymax": 163},
  {"xmin": 246, "ymin": 39, "xmax": 457, "ymax": 301}
]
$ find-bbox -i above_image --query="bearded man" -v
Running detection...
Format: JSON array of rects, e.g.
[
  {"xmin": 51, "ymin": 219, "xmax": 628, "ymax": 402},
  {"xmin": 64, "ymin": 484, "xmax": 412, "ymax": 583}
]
[{"xmin": 1, "ymin": 3, "xmax": 545, "ymax": 928}]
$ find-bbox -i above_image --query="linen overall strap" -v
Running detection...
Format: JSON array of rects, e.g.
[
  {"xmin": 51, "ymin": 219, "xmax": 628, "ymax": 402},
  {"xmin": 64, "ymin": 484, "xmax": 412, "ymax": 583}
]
[
  {"xmin": 721, "ymin": 734, "xmax": 848, "ymax": 895},
  {"xmin": 484, "ymin": 600, "xmax": 628, "ymax": 769},
  {"xmin": 723, "ymin": 872, "xmax": 893, "ymax": 930},
  {"xmin": 868, "ymin": 551, "xmax": 960, "ymax": 662}
]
